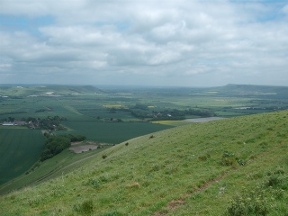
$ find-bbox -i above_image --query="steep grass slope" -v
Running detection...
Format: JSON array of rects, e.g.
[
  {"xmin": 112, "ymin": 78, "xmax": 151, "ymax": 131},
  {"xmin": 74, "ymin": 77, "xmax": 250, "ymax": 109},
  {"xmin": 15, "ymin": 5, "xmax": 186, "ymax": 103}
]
[{"xmin": 0, "ymin": 111, "xmax": 287, "ymax": 216}]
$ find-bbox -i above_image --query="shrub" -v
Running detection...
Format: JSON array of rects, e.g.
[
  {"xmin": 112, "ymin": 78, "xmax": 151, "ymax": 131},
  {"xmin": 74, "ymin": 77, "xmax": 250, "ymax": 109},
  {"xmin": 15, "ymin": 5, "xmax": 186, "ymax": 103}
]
[
  {"xmin": 151, "ymin": 164, "xmax": 161, "ymax": 171},
  {"xmin": 265, "ymin": 172, "xmax": 288, "ymax": 190},
  {"xmin": 102, "ymin": 155, "xmax": 107, "ymax": 159},
  {"xmin": 259, "ymin": 141, "xmax": 268, "ymax": 149},
  {"xmin": 198, "ymin": 153, "xmax": 211, "ymax": 161},
  {"xmin": 74, "ymin": 199, "xmax": 94, "ymax": 215},
  {"xmin": 101, "ymin": 211, "xmax": 122, "ymax": 216},
  {"xmin": 87, "ymin": 178, "xmax": 100, "ymax": 189},
  {"xmin": 266, "ymin": 175, "xmax": 282, "ymax": 187},
  {"xmin": 237, "ymin": 159, "xmax": 246, "ymax": 166},
  {"xmin": 221, "ymin": 151, "xmax": 236, "ymax": 166},
  {"xmin": 227, "ymin": 188, "xmax": 269, "ymax": 216}
]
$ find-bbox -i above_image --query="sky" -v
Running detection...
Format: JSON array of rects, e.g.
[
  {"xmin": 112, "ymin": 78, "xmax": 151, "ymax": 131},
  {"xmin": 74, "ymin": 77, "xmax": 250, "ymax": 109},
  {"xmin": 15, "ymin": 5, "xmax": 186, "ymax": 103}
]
[{"xmin": 0, "ymin": 0, "xmax": 287, "ymax": 87}]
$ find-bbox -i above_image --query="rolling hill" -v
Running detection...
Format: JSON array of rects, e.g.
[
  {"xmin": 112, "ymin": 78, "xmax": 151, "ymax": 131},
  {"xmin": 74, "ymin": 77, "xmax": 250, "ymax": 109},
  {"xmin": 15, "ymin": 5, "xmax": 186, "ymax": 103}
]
[
  {"xmin": 0, "ymin": 110, "xmax": 287, "ymax": 215},
  {"xmin": 0, "ymin": 85, "xmax": 103, "ymax": 97},
  {"xmin": 209, "ymin": 84, "xmax": 288, "ymax": 98}
]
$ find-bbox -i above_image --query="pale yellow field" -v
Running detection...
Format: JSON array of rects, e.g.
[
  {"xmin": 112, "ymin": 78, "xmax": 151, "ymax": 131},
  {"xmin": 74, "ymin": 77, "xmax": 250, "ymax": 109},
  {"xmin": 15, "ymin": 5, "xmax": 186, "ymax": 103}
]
[
  {"xmin": 103, "ymin": 104, "xmax": 128, "ymax": 109},
  {"xmin": 152, "ymin": 120, "xmax": 190, "ymax": 126}
]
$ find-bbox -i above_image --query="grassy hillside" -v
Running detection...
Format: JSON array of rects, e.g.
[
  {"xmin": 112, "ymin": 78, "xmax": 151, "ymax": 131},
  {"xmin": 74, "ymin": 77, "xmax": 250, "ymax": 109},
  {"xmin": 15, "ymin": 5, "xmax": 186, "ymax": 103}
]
[{"xmin": 0, "ymin": 110, "xmax": 287, "ymax": 215}]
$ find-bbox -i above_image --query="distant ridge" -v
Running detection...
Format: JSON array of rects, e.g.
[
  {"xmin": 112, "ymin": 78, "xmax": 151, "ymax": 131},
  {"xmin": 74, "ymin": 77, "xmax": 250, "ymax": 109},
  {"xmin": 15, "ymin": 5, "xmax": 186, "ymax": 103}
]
[
  {"xmin": 207, "ymin": 84, "xmax": 288, "ymax": 98},
  {"xmin": 0, "ymin": 85, "xmax": 103, "ymax": 97}
]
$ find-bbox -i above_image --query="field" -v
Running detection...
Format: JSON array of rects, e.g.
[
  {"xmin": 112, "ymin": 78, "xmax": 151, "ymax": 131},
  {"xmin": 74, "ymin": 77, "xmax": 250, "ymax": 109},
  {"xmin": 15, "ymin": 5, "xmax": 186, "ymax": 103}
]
[
  {"xmin": 0, "ymin": 128, "xmax": 44, "ymax": 185},
  {"xmin": 0, "ymin": 84, "xmax": 287, "ymax": 193},
  {"xmin": 63, "ymin": 121, "xmax": 172, "ymax": 143},
  {"xmin": 1, "ymin": 84, "xmax": 287, "ymax": 122},
  {"xmin": 0, "ymin": 147, "xmax": 110, "ymax": 195},
  {"xmin": 0, "ymin": 110, "xmax": 287, "ymax": 215}
]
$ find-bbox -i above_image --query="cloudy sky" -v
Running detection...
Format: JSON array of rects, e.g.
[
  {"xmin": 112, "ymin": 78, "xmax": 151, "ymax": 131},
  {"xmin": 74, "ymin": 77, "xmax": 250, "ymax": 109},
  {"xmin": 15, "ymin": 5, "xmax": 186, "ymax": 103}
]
[{"xmin": 0, "ymin": 0, "xmax": 287, "ymax": 87}]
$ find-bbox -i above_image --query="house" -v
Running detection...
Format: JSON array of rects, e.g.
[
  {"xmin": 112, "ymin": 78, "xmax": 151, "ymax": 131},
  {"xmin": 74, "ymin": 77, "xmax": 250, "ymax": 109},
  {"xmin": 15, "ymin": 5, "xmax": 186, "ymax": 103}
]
[{"xmin": 2, "ymin": 122, "xmax": 15, "ymax": 126}]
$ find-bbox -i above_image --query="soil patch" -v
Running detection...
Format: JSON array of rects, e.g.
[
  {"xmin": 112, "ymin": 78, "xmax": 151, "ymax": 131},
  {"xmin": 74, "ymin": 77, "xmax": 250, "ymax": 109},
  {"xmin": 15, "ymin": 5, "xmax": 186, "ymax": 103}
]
[
  {"xmin": 69, "ymin": 141, "xmax": 111, "ymax": 153},
  {"xmin": 69, "ymin": 145, "xmax": 99, "ymax": 153}
]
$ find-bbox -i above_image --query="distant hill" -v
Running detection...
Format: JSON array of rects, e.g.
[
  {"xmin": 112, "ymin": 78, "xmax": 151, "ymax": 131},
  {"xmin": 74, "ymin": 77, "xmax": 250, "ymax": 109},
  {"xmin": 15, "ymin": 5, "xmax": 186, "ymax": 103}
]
[
  {"xmin": 208, "ymin": 84, "xmax": 288, "ymax": 98},
  {"xmin": 1, "ymin": 84, "xmax": 287, "ymax": 98},
  {"xmin": 0, "ymin": 85, "xmax": 103, "ymax": 97},
  {"xmin": 0, "ymin": 110, "xmax": 287, "ymax": 215}
]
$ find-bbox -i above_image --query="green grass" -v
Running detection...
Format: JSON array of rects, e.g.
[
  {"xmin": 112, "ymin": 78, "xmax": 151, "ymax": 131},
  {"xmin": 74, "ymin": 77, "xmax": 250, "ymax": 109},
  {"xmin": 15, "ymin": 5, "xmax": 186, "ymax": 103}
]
[
  {"xmin": 0, "ymin": 110, "xmax": 287, "ymax": 215},
  {"xmin": 0, "ymin": 128, "xmax": 44, "ymax": 185}
]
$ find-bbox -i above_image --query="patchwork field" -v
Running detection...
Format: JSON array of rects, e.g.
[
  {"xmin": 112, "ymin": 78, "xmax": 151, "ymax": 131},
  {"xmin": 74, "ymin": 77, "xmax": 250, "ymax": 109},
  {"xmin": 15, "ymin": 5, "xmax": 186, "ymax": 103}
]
[{"xmin": 0, "ymin": 84, "xmax": 287, "ymax": 200}]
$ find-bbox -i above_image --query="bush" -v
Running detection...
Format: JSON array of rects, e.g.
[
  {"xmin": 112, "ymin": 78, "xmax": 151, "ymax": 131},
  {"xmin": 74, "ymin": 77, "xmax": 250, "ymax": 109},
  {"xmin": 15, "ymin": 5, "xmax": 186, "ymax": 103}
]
[
  {"xmin": 227, "ymin": 171, "xmax": 288, "ymax": 216},
  {"xmin": 40, "ymin": 136, "xmax": 70, "ymax": 161},
  {"xmin": 227, "ymin": 188, "xmax": 269, "ymax": 216},
  {"xmin": 101, "ymin": 211, "xmax": 122, "ymax": 216},
  {"xmin": 237, "ymin": 159, "xmax": 246, "ymax": 166},
  {"xmin": 87, "ymin": 178, "xmax": 101, "ymax": 189},
  {"xmin": 198, "ymin": 153, "xmax": 210, "ymax": 161},
  {"xmin": 221, "ymin": 151, "xmax": 245, "ymax": 166},
  {"xmin": 221, "ymin": 151, "xmax": 236, "ymax": 166},
  {"xmin": 74, "ymin": 199, "xmax": 94, "ymax": 215},
  {"xmin": 265, "ymin": 172, "xmax": 288, "ymax": 190},
  {"xmin": 266, "ymin": 175, "xmax": 282, "ymax": 187}
]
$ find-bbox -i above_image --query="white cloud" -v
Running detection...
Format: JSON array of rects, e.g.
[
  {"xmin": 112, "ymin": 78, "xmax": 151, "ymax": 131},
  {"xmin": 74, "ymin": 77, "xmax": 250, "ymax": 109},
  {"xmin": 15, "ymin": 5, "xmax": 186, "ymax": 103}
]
[
  {"xmin": 0, "ymin": 0, "xmax": 287, "ymax": 86},
  {"xmin": 283, "ymin": 4, "xmax": 288, "ymax": 13}
]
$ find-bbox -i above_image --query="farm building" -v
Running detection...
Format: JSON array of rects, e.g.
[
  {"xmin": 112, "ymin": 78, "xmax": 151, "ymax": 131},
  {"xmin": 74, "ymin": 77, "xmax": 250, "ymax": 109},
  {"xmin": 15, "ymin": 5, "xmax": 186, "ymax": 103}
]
[{"xmin": 2, "ymin": 122, "xmax": 15, "ymax": 126}]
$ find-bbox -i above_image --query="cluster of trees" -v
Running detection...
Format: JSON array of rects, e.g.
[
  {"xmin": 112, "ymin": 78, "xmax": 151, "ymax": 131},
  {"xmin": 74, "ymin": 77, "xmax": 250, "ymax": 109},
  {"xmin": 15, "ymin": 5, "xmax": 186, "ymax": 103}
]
[
  {"xmin": 1, "ymin": 115, "xmax": 67, "ymax": 130},
  {"xmin": 27, "ymin": 116, "xmax": 67, "ymax": 130},
  {"xmin": 104, "ymin": 103, "xmax": 215, "ymax": 121},
  {"xmin": 127, "ymin": 105, "xmax": 215, "ymax": 120},
  {"xmin": 40, "ymin": 134, "xmax": 86, "ymax": 161}
]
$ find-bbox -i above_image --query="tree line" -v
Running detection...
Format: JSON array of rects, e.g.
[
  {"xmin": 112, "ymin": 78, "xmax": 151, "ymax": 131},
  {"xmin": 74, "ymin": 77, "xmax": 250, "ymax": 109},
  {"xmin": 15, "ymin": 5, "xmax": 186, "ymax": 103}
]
[{"xmin": 40, "ymin": 134, "xmax": 86, "ymax": 161}]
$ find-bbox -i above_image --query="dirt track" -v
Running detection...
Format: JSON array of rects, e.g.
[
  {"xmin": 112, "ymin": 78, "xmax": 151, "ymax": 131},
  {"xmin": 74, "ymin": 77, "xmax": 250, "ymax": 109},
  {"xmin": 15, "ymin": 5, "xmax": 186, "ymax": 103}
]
[{"xmin": 69, "ymin": 141, "xmax": 112, "ymax": 153}]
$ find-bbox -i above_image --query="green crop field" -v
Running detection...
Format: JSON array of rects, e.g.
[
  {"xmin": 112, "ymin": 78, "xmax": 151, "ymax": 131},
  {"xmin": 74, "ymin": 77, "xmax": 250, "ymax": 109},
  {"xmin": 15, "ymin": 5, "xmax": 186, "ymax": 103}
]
[
  {"xmin": 0, "ymin": 128, "xmax": 44, "ymax": 185},
  {"xmin": 0, "ymin": 147, "xmax": 110, "ymax": 195},
  {"xmin": 62, "ymin": 121, "xmax": 173, "ymax": 144}
]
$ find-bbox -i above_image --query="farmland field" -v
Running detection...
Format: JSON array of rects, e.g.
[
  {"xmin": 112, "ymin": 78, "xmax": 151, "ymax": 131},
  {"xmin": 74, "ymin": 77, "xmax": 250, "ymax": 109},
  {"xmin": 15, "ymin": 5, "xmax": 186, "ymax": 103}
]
[
  {"xmin": 0, "ymin": 128, "xmax": 44, "ymax": 184},
  {"xmin": 62, "ymin": 121, "xmax": 173, "ymax": 144},
  {"xmin": 0, "ymin": 84, "xmax": 288, "ymax": 189},
  {"xmin": 0, "ymin": 147, "xmax": 110, "ymax": 194}
]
